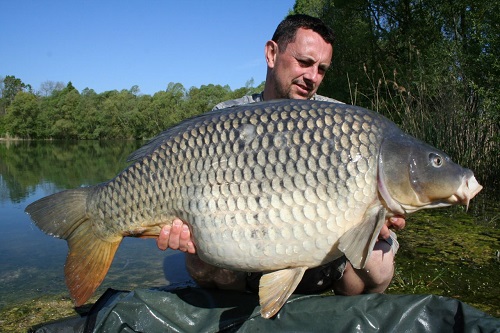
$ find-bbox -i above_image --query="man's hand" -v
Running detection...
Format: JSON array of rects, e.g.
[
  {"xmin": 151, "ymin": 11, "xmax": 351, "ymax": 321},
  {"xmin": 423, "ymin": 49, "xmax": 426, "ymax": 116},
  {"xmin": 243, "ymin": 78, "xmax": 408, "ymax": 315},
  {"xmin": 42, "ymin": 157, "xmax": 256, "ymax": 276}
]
[
  {"xmin": 379, "ymin": 216, "xmax": 405, "ymax": 240},
  {"xmin": 157, "ymin": 218, "xmax": 196, "ymax": 253}
]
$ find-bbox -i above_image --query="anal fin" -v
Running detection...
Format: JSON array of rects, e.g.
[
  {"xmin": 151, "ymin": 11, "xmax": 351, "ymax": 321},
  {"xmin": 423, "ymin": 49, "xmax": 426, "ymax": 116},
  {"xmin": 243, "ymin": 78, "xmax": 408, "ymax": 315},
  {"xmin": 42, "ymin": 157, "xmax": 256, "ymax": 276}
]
[{"xmin": 258, "ymin": 266, "xmax": 307, "ymax": 318}]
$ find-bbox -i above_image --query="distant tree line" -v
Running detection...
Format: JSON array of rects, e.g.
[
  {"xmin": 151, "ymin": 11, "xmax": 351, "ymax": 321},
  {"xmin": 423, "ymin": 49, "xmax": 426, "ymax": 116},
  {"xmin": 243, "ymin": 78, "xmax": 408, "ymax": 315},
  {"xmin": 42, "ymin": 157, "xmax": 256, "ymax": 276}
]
[
  {"xmin": 0, "ymin": 77, "xmax": 263, "ymax": 140},
  {"xmin": 1, "ymin": 0, "xmax": 498, "ymax": 186}
]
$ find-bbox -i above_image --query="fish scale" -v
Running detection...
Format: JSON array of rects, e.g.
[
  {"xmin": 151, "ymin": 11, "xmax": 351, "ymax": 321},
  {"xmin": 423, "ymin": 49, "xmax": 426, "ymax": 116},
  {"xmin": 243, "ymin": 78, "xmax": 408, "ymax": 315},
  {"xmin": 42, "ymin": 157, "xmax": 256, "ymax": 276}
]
[{"xmin": 26, "ymin": 99, "xmax": 482, "ymax": 318}]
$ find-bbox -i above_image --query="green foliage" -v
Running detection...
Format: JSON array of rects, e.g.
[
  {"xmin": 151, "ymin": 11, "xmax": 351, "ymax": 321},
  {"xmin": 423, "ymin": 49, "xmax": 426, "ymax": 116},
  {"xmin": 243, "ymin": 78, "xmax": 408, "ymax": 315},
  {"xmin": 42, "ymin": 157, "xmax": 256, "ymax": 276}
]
[
  {"xmin": 4, "ymin": 92, "xmax": 40, "ymax": 139},
  {"xmin": 1, "ymin": 75, "xmax": 31, "ymax": 102},
  {"xmin": 0, "ymin": 79, "xmax": 261, "ymax": 141},
  {"xmin": 0, "ymin": 75, "xmax": 32, "ymax": 116}
]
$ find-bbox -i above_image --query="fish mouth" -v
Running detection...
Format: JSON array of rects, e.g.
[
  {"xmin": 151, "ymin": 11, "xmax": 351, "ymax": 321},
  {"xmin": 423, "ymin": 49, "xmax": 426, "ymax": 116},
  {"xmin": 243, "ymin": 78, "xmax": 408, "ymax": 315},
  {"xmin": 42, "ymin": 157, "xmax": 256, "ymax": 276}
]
[
  {"xmin": 447, "ymin": 175, "xmax": 483, "ymax": 209},
  {"xmin": 378, "ymin": 160, "xmax": 483, "ymax": 215}
]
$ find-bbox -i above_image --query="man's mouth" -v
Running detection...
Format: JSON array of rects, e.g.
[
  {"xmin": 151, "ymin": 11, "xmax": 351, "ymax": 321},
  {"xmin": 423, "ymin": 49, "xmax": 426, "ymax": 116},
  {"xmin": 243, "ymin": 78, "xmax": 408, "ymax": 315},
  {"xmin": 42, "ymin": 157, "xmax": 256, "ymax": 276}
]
[{"xmin": 294, "ymin": 82, "xmax": 312, "ymax": 96}]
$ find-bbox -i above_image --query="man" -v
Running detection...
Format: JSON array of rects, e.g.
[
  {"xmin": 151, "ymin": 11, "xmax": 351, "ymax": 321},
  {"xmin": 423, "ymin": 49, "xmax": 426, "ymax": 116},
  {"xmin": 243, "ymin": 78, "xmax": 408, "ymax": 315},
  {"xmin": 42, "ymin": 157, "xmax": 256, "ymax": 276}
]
[{"xmin": 158, "ymin": 14, "xmax": 405, "ymax": 296}]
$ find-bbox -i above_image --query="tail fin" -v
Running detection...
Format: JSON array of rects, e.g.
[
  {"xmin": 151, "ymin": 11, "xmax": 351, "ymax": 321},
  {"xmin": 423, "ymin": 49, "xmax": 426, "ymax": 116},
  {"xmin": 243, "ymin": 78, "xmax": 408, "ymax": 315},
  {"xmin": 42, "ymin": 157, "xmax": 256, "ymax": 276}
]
[
  {"xmin": 25, "ymin": 188, "xmax": 122, "ymax": 306},
  {"xmin": 65, "ymin": 222, "xmax": 121, "ymax": 306}
]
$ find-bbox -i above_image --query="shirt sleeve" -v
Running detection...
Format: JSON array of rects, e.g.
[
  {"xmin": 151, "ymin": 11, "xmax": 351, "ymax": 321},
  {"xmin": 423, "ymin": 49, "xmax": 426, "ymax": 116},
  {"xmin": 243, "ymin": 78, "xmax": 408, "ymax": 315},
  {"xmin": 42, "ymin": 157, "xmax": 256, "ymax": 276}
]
[{"xmin": 211, "ymin": 93, "xmax": 263, "ymax": 111}]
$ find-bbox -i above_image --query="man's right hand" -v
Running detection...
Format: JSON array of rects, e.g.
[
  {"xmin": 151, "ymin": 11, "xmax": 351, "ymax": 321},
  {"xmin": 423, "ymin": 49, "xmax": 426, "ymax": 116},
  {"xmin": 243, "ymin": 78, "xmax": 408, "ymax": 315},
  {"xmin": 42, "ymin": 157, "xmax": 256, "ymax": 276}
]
[{"xmin": 157, "ymin": 218, "xmax": 196, "ymax": 253}]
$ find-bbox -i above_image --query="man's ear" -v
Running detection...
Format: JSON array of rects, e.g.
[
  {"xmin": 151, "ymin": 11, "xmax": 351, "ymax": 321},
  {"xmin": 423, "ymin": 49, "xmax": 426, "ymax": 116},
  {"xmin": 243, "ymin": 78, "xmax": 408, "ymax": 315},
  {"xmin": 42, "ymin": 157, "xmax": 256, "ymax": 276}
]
[{"xmin": 265, "ymin": 40, "xmax": 278, "ymax": 68}]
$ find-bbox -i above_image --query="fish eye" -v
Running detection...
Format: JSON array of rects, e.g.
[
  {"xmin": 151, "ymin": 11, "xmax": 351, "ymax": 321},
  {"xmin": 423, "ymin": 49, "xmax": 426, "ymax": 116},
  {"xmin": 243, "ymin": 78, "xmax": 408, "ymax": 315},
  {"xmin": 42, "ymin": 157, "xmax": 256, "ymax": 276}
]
[{"xmin": 429, "ymin": 153, "xmax": 443, "ymax": 167}]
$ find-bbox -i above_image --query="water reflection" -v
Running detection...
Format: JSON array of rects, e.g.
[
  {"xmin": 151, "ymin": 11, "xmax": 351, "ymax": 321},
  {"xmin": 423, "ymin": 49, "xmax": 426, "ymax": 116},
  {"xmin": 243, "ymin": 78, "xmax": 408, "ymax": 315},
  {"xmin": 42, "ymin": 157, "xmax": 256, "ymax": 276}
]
[
  {"xmin": 0, "ymin": 140, "xmax": 143, "ymax": 203},
  {"xmin": 0, "ymin": 140, "xmax": 182, "ymax": 309}
]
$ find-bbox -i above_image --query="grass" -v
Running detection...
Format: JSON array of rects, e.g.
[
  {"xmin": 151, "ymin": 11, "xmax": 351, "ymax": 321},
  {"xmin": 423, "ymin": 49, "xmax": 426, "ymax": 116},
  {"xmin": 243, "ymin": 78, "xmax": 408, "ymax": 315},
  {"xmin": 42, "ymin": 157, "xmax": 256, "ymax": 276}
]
[
  {"xmin": 1, "ymin": 295, "xmax": 82, "ymax": 332},
  {"xmin": 386, "ymin": 203, "xmax": 500, "ymax": 317}
]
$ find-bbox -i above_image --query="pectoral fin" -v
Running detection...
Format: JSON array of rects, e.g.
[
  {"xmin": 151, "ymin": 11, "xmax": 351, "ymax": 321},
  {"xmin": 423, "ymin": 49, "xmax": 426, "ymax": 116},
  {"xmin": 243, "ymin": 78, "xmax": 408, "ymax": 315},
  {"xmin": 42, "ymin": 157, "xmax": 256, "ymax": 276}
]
[
  {"xmin": 338, "ymin": 205, "xmax": 386, "ymax": 269},
  {"xmin": 258, "ymin": 266, "xmax": 307, "ymax": 318}
]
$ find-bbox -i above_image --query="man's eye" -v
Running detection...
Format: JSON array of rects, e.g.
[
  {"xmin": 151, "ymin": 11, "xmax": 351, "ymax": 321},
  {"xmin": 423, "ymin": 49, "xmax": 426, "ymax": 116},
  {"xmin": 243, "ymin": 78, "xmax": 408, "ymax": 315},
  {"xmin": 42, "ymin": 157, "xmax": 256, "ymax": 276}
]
[{"xmin": 298, "ymin": 59, "xmax": 311, "ymax": 67}]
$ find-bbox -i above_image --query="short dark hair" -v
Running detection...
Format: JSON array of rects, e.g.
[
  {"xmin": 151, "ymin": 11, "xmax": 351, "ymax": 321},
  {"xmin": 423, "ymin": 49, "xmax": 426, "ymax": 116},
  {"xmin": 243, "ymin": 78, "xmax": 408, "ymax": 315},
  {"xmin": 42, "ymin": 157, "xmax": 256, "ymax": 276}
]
[{"xmin": 272, "ymin": 14, "xmax": 335, "ymax": 52}]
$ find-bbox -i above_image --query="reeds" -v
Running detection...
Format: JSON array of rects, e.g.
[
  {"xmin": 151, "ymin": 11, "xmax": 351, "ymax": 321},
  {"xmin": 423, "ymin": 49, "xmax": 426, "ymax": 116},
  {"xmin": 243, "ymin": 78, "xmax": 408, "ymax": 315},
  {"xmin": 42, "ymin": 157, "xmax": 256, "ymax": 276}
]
[{"xmin": 349, "ymin": 64, "xmax": 499, "ymax": 189}]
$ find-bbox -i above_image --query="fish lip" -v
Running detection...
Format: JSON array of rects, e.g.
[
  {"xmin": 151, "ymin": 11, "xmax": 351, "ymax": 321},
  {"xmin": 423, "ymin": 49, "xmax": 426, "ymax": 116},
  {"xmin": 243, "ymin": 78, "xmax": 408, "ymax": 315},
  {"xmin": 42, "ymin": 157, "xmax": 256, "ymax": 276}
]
[{"xmin": 452, "ymin": 174, "xmax": 483, "ymax": 209}]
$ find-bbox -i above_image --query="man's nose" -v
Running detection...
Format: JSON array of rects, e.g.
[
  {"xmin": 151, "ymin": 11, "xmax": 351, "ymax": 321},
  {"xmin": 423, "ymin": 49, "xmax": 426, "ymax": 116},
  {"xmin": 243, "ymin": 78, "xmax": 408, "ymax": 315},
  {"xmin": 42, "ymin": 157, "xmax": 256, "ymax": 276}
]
[{"xmin": 303, "ymin": 66, "xmax": 320, "ymax": 83}]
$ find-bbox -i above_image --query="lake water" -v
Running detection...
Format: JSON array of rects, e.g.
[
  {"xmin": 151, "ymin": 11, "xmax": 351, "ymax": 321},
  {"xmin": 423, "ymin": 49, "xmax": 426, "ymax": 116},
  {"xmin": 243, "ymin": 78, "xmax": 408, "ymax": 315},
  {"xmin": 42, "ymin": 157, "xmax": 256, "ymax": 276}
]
[
  {"xmin": 1, "ymin": 140, "xmax": 498, "ymax": 316},
  {"xmin": 0, "ymin": 140, "xmax": 191, "ymax": 309}
]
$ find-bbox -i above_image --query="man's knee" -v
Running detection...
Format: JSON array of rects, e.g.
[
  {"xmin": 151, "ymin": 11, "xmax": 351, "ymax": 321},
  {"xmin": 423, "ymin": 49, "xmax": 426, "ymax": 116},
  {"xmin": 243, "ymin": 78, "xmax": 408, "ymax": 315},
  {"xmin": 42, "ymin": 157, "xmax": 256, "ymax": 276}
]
[
  {"xmin": 361, "ymin": 241, "xmax": 395, "ymax": 292},
  {"xmin": 333, "ymin": 241, "xmax": 395, "ymax": 295}
]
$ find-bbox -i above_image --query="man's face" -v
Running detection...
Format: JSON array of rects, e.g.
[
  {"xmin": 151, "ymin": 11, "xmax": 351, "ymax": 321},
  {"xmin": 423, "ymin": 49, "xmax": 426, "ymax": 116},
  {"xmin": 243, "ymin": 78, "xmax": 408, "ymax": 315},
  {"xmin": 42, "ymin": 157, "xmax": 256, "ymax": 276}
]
[{"xmin": 266, "ymin": 28, "xmax": 333, "ymax": 100}]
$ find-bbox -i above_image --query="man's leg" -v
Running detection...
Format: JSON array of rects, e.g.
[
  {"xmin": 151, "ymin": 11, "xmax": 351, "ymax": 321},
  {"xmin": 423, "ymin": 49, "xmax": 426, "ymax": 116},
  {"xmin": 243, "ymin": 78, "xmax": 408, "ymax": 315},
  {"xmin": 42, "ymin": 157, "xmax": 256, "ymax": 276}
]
[{"xmin": 185, "ymin": 253, "xmax": 247, "ymax": 290}]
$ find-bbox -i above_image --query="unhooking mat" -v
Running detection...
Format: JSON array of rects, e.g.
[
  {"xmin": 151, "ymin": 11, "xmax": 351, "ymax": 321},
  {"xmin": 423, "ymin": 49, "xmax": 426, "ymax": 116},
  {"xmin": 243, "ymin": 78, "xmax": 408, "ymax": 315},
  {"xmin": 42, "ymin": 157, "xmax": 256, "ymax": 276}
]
[{"xmin": 30, "ymin": 286, "xmax": 500, "ymax": 333}]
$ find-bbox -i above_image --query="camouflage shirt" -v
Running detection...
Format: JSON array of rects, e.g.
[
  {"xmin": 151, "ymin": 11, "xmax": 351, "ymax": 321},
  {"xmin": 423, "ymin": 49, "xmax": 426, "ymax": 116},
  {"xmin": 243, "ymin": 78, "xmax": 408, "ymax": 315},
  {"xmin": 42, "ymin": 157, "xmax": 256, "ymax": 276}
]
[{"xmin": 212, "ymin": 92, "xmax": 344, "ymax": 111}]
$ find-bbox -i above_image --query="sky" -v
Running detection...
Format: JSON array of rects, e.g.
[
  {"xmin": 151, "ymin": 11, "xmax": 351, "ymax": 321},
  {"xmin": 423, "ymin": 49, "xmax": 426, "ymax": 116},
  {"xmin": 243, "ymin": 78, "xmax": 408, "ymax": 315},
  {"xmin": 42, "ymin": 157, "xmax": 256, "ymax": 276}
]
[{"xmin": 1, "ymin": 1, "xmax": 296, "ymax": 95}]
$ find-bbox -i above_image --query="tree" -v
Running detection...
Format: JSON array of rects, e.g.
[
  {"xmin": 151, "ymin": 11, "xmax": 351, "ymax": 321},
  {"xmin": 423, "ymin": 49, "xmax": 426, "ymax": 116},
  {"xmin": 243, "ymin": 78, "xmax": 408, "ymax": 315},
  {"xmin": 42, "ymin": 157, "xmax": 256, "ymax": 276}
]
[
  {"xmin": 1, "ymin": 75, "xmax": 30, "ymax": 101},
  {"xmin": 150, "ymin": 82, "xmax": 187, "ymax": 135},
  {"xmin": 185, "ymin": 84, "xmax": 232, "ymax": 117},
  {"xmin": 75, "ymin": 88, "xmax": 100, "ymax": 139},
  {"xmin": 4, "ymin": 92, "xmax": 40, "ymax": 138},
  {"xmin": 98, "ymin": 89, "xmax": 139, "ymax": 139},
  {"xmin": 0, "ymin": 75, "xmax": 31, "ymax": 115},
  {"xmin": 39, "ymin": 82, "xmax": 81, "ymax": 139},
  {"xmin": 38, "ymin": 80, "xmax": 65, "ymax": 97}
]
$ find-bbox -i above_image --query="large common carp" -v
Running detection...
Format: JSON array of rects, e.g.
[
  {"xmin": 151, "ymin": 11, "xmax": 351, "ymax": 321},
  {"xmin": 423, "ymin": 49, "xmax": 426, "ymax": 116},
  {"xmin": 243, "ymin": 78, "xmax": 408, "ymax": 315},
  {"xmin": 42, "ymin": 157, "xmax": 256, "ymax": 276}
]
[{"xmin": 26, "ymin": 100, "xmax": 482, "ymax": 318}]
